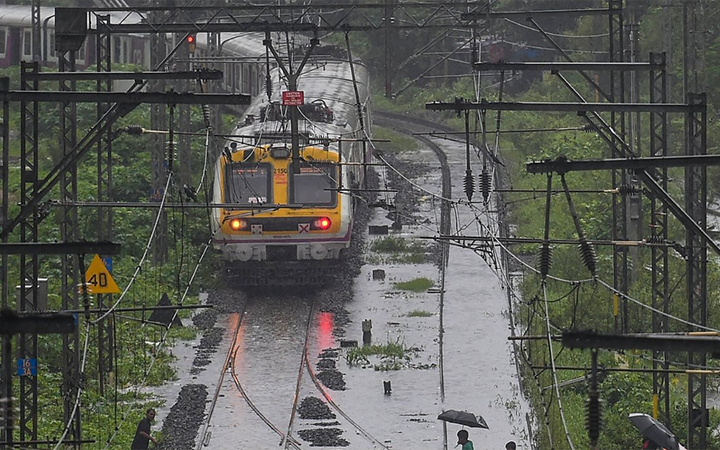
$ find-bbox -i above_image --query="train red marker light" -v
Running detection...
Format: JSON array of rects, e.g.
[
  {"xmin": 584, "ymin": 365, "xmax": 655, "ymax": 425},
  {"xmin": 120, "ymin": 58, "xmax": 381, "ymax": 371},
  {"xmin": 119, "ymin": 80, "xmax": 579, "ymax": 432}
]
[
  {"xmin": 229, "ymin": 218, "xmax": 246, "ymax": 231},
  {"xmin": 314, "ymin": 217, "xmax": 332, "ymax": 230}
]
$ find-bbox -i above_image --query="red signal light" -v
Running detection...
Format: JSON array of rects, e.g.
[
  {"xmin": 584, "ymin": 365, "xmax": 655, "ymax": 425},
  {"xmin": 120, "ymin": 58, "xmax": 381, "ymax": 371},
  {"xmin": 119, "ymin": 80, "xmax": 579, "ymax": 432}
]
[
  {"xmin": 186, "ymin": 34, "xmax": 196, "ymax": 53},
  {"xmin": 186, "ymin": 35, "xmax": 195, "ymax": 44},
  {"xmin": 313, "ymin": 217, "xmax": 332, "ymax": 230}
]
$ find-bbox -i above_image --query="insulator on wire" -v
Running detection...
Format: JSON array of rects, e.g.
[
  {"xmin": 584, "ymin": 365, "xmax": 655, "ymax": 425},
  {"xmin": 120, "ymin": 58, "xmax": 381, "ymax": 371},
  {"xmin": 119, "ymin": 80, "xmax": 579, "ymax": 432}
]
[
  {"xmin": 480, "ymin": 168, "xmax": 491, "ymax": 204},
  {"xmin": 201, "ymin": 104, "xmax": 212, "ymax": 129},
  {"xmin": 125, "ymin": 125, "xmax": 143, "ymax": 135},
  {"xmin": 538, "ymin": 244, "xmax": 552, "ymax": 278},
  {"xmin": 616, "ymin": 183, "xmax": 640, "ymax": 196},
  {"xmin": 586, "ymin": 391, "xmax": 602, "ymax": 443},
  {"xmin": 646, "ymin": 235, "xmax": 664, "ymax": 244},
  {"xmin": 464, "ymin": 170, "xmax": 475, "ymax": 201},
  {"xmin": 578, "ymin": 239, "xmax": 597, "ymax": 277}
]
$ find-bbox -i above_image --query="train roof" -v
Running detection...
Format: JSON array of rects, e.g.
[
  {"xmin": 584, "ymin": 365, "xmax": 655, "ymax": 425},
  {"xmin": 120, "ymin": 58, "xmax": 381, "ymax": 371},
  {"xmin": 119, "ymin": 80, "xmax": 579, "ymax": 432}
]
[
  {"xmin": 230, "ymin": 58, "xmax": 370, "ymax": 144},
  {"xmin": 217, "ymin": 32, "xmax": 267, "ymax": 60},
  {"xmin": 0, "ymin": 5, "xmax": 143, "ymax": 28}
]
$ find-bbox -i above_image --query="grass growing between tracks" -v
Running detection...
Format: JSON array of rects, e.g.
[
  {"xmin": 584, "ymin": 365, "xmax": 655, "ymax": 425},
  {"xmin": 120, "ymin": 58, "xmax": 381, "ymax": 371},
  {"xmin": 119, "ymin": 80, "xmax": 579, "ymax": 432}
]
[
  {"xmin": 373, "ymin": 126, "xmax": 417, "ymax": 153},
  {"xmin": 369, "ymin": 235, "xmax": 432, "ymax": 264},
  {"xmin": 394, "ymin": 277, "xmax": 434, "ymax": 292},
  {"xmin": 407, "ymin": 309, "xmax": 433, "ymax": 317},
  {"xmin": 345, "ymin": 341, "xmax": 420, "ymax": 371}
]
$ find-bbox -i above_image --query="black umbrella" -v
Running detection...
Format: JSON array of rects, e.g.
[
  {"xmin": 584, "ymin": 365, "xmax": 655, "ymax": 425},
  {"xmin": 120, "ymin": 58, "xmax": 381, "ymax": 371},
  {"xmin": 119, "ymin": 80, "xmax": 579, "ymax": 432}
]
[
  {"xmin": 628, "ymin": 413, "xmax": 679, "ymax": 450},
  {"xmin": 437, "ymin": 410, "xmax": 489, "ymax": 429}
]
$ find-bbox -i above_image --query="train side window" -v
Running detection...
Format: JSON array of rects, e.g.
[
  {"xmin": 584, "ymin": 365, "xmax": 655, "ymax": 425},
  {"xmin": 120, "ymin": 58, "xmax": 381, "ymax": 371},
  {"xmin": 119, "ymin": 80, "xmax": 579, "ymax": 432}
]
[
  {"xmin": 76, "ymin": 41, "xmax": 86, "ymax": 64},
  {"xmin": 23, "ymin": 29, "xmax": 32, "ymax": 58},
  {"xmin": 112, "ymin": 36, "xmax": 121, "ymax": 63},
  {"xmin": 47, "ymin": 32, "xmax": 56, "ymax": 62},
  {"xmin": 122, "ymin": 39, "xmax": 129, "ymax": 64},
  {"xmin": 0, "ymin": 28, "xmax": 6, "ymax": 58}
]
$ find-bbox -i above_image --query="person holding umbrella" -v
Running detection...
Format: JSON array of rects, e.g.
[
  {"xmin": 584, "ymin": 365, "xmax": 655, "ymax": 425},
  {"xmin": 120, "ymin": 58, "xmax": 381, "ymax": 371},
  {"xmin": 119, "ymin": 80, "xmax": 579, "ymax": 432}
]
[{"xmin": 457, "ymin": 429, "xmax": 474, "ymax": 450}]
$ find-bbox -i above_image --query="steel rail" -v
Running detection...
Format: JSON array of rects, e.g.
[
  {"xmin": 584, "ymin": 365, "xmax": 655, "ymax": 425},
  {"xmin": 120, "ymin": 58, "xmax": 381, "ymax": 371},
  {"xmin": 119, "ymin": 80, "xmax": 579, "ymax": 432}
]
[
  {"xmin": 194, "ymin": 296, "xmax": 269, "ymax": 450},
  {"xmin": 196, "ymin": 295, "xmax": 304, "ymax": 449},
  {"xmin": 304, "ymin": 355, "xmax": 391, "ymax": 450},
  {"xmin": 281, "ymin": 298, "xmax": 315, "ymax": 449},
  {"xmin": 373, "ymin": 110, "xmax": 455, "ymax": 450}
]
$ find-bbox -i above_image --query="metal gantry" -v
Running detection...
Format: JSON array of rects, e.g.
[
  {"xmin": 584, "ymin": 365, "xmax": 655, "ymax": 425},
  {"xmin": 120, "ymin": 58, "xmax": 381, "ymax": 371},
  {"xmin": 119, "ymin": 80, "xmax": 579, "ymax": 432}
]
[
  {"xmin": 683, "ymin": 2, "xmax": 708, "ymax": 448},
  {"xmin": 0, "ymin": 77, "xmax": 9, "ymax": 448}
]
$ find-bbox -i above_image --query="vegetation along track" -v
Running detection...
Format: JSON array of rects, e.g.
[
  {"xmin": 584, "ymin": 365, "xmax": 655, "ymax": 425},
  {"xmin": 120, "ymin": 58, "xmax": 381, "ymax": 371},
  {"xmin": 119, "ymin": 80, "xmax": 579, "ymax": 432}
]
[{"xmin": 195, "ymin": 289, "xmax": 389, "ymax": 449}]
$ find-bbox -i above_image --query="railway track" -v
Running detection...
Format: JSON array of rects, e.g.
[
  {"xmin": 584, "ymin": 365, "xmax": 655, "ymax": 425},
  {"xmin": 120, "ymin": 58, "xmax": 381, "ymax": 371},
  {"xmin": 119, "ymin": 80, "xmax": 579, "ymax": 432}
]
[
  {"xmin": 166, "ymin": 111, "xmax": 464, "ymax": 450},
  {"xmin": 195, "ymin": 288, "xmax": 391, "ymax": 449}
]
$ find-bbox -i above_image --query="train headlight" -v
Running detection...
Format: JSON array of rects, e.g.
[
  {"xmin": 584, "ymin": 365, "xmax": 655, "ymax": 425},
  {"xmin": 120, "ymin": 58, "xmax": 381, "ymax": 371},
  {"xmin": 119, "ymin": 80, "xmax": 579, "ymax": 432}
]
[
  {"xmin": 229, "ymin": 218, "xmax": 247, "ymax": 231},
  {"xmin": 312, "ymin": 217, "xmax": 332, "ymax": 230}
]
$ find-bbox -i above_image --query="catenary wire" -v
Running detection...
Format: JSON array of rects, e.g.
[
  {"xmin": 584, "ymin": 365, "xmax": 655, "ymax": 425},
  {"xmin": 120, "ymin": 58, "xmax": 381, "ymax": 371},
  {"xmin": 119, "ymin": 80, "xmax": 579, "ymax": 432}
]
[
  {"xmin": 93, "ymin": 173, "xmax": 174, "ymax": 325},
  {"xmin": 542, "ymin": 283, "xmax": 577, "ymax": 450}
]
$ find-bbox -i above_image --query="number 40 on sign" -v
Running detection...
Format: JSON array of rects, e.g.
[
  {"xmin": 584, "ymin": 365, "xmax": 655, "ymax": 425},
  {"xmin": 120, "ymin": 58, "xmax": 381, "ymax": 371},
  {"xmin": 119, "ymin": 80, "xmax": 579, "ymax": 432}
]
[{"xmin": 80, "ymin": 254, "xmax": 120, "ymax": 294}]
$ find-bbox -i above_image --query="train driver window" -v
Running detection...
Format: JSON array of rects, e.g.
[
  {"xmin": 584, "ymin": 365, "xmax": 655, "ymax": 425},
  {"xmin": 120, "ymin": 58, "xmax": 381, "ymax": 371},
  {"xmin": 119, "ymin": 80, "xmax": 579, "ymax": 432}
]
[
  {"xmin": 224, "ymin": 163, "xmax": 271, "ymax": 205},
  {"xmin": 290, "ymin": 163, "xmax": 337, "ymax": 206}
]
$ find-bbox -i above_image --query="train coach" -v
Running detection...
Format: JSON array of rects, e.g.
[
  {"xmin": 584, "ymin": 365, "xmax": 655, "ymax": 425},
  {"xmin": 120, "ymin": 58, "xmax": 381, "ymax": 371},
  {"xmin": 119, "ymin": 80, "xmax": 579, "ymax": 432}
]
[
  {"xmin": 211, "ymin": 46, "xmax": 372, "ymax": 286},
  {"xmin": 0, "ymin": 5, "xmax": 266, "ymax": 98}
]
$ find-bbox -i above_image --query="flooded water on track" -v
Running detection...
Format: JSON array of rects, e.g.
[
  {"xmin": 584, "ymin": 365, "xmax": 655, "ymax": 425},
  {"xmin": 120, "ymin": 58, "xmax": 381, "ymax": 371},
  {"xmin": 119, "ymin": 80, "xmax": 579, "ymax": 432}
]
[{"xmin": 155, "ymin": 129, "xmax": 534, "ymax": 450}]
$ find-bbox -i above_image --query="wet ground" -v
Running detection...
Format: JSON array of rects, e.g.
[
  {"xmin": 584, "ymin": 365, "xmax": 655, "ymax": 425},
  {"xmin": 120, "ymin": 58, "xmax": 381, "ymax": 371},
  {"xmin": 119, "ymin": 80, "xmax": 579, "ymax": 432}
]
[{"xmin": 151, "ymin": 120, "xmax": 533, "ymax": 450}]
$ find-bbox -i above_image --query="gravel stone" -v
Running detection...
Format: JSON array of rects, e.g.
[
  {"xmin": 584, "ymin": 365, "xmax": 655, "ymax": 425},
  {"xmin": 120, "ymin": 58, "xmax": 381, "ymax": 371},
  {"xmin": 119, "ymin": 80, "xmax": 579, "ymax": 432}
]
[
  {"xmin": 158, "ymin": 384, "xmax": 207, "ymax": 450},
  {"xmin": 316, "ymin": 369, "xmax": 346, "ymax": 391},
  {"xmin": 297, "ymin": 428, "xmax": 349, "ymax": 447},
  {"xmin": 316, "ymin": 358, "xmax": 336, "ymax": 370},
  {"xmin": 298, "ymin": 396, "xmax": 335, "ymax": 420},
  {"xmin": 190, "ymin": 327, "xmax": 223, "ymax": 374},
  {"xmin": 191, "ymin": 308, "xmax": 217, "ymax": 330}
]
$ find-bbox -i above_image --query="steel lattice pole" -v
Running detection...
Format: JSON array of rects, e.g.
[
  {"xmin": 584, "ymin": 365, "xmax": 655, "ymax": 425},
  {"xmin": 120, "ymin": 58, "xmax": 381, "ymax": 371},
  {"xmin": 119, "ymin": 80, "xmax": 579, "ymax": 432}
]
[
  {"xmin": 649, "ymin": 51, "xmax": 671, "ymax": 427},
  {"xmin": 59, "ymin": 49, "xmax": 81, "ymax": 448},
  {"xmin": 18, "ymin": 60, "xmax": 39, "ymax": 447},
  {"xmin": 96, "ymin": 15, "xmax": 115, "ymax": 397}
]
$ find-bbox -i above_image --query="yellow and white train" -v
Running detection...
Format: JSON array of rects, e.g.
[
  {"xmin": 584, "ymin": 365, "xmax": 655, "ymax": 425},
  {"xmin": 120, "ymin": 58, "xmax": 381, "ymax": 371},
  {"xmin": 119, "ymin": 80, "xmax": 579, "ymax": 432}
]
[{"xmin": 212, "ymin": 46, "xmax": 372, "ymax": 285}]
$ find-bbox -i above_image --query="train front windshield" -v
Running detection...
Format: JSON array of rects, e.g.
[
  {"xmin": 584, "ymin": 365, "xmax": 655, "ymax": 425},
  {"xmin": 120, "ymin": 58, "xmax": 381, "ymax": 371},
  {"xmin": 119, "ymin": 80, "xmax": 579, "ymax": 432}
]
[
  {"xmin": 224, "ymin": 163, "xmax": 271, "ymax": 205},
  {"xmin": 290, "ymin": 162, "xmax": 338, "ymax": 206}
]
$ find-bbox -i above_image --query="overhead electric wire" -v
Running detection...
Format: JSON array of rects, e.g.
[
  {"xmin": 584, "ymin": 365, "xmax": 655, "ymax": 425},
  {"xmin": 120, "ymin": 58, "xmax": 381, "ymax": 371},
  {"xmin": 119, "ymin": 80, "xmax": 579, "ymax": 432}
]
[
  {"xmin": 373, "ymin": 150, "xmax": 455, "ymax": 204},
  {"xmin": 53, "ymin": 320, "xmax": 92, "ymax": 450},
  {"xmin": 93, "ymin": 173, "xmax": 174, "ymax": 325},
  {"xmin": 504, "ymin": 18, "xmax": 609, "ymax": 38},
  {"xmin": 542, "ymin": 283, "xmax": 577, "ymax": 450},
  {"xmin": 501, "ymin": 39, "xmax": 607, "ymax": 54},
  {"xmin": 464, "ymin": 198, "xmax": 719, "ymax": 333},
  {"xmin": 102, "ymin": 236, "xmax": 214, "ymax": 449},
  {"xmin": 595, "ymin": 278, "xmax": 720, "ymax": 333}
]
